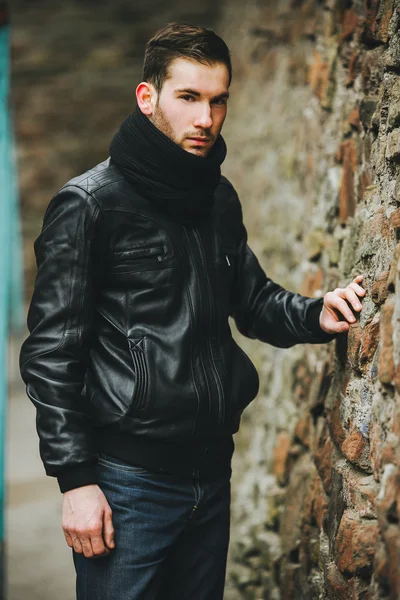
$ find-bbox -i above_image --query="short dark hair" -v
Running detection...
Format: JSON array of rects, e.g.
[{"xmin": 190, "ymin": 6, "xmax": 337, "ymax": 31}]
[{"xmin": 143, "ymin": 22, "xmax": 232, "ymax": 94}]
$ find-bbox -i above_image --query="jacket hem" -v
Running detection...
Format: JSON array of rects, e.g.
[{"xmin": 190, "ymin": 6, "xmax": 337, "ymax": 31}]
[{"xmin": 95, "ymin": 426, "xmax": 234, "ymax": 480}]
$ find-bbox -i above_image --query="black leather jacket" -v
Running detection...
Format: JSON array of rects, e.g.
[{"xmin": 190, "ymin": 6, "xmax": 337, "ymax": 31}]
[{"xmin": 20, "ymin": 159, "xmax": 334, "ymax": 491}]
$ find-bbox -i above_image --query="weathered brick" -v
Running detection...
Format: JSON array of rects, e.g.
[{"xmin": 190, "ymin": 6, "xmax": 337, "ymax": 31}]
[
  {"xmin": 334, "ymin": 509, "xmax": 378, "ymax": 575},
  {"xmin": 369, "ymin": 420, "xmax": 385, "ymax": 481},
  {"xmin": 308, "ymin": 45, "xmax": 336, "ymax": 110},
  {"xmin": 390, "ymin": 208, "xmax": 400, "ymax": 231},
  {"xmin": 336, "ymin": 139, "xmax": 357, "ymax": 223},
  {"xmin": 327, "ymin": 466, "xmax": 346, "ymax": 556},
  {"xmin": 339, "ymin": 9, "xmax": 358, "ymax": 45},
  {"xmin": 314, "ymin": 420, "xmax": 334, "ymax": 494},
  {"xmin": 378, "ymin": 296, "xmax": 395, "ymax": 385},
  {"xmin": 346, "ymin": 51, "xmax": 360, "ymax": 87},
  {"xmin": 308, "ymin": 51, "xmax": 328, "ymax": 99},
  {"xmin": 359, "ymin": 314, "xmax": 380, "ymax": 368},
  {"xmin": 324, "ymin": 561, "xmax": 350, "ymax": 600},
  {"xmin": 348, "ymin": 106, "xmax": 361, "ymax": 131},
  {"xmin": 371, "ymin": 272, "xmax": 390, "ymax": 305},
  {"xmin": 361, "ymin": 0, "xmax": 394, "ymax": 44},
  {"xmin": 347, "ymin": 323, "xmax": 362, "ymax": 370},
  {"xmin": 311, "ymin": 475, "xmax": 329, "ymax": 531},
  {"xmin": 294, "ymin": 414, "xmax": 311, "ymax": 448},
  {"xmin": 341, "ymin": 429, "xmax": 371, "ymax": 471},
  {"xmin": 339, "ymin": 466, "xmax": 378, "ymax": 519},
  {"xmin": 395, "ymin": 363, "xmax": 400, "ymax": 394},
  {"xmin": 273, "ymin": 432, "xmax": 292, "ymax": 486}
]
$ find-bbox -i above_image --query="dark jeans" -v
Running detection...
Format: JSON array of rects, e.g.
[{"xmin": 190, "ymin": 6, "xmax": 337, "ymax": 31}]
[{"xmin": 73, "ymin": 454, "xmax": 231, "ymax": 600}]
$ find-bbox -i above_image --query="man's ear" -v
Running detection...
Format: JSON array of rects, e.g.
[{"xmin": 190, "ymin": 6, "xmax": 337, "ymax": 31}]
[{"xmin": 136, "ymin": 82, "xmax": 157, "ymax": 116}]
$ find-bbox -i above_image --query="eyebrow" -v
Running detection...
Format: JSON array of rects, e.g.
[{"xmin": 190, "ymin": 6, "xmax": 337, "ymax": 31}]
[{"xmin": 175, "ymin": 88, "xmax": 230, "ymax": 101}]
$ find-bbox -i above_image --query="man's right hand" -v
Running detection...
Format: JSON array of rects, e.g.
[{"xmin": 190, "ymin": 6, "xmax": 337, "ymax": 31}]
[{"xmin": 62, "ymin": 484, "xmax": 115, "ymax": 558}]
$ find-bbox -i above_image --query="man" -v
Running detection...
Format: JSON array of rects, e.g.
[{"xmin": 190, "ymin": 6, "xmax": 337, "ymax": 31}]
[{"xmin": 20, "ymin": 22, "xmax": 366, "ymax": 600}]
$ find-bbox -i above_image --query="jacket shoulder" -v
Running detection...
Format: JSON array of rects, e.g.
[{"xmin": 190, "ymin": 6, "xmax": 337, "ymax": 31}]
[{"xmin": 63, "ymin": 158, "xmax": 125, "ymax": 196}]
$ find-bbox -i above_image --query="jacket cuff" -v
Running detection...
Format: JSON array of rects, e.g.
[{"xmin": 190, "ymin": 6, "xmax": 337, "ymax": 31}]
[
  {"xmin": 57, "ymin": 463, "xmax": 98, "ymax": 493},
  {"xmin": 305, "ymin": 297, "xmax": 337, "ymax": 343}
]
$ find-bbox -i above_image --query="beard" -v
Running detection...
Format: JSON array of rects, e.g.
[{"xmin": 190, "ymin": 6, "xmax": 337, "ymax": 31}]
[{"xmin": 150, "ymin": 102, "xmax": 215, "ymax": 157}]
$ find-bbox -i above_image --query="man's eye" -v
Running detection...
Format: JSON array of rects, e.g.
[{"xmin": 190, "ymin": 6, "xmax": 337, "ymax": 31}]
[
  {"xmin": 180, "ymin": 95, "xmax": 195, "ymax": 101},
  {"xmin": 213, "ymin": 98, "xmax": 227, "ymax": 105}
]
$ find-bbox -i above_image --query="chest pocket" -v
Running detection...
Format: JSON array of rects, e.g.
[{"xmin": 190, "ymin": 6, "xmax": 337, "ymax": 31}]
[{"xmin": 110, "ymin": 242, "xmax": 178, "ymax": 275}]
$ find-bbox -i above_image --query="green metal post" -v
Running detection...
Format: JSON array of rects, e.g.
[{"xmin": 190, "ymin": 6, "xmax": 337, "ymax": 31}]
[{"xmin": 1, "ymin": 3, "xmax": 24, "ymax": 596}]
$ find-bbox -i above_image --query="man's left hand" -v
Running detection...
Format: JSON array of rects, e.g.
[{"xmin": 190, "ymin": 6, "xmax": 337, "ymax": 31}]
[{"xmin": 319, "ymin": 275, "xmax": 366, "ymax": 334}]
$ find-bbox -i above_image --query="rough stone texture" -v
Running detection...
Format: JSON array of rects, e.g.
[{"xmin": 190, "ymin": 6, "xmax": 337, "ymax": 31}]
[
  {"xmin": 12, "ymin": 0, "xmax": 400, "ymax": 598},
  {"xmin": 218, "ymin": 0, "xmax": 400, "ymax": 598}
]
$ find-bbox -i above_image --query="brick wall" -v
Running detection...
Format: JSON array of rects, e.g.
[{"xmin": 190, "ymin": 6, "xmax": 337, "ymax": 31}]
[{"xmin": 220, "ymin": 1, "xmax": 400, "ymax": 598}]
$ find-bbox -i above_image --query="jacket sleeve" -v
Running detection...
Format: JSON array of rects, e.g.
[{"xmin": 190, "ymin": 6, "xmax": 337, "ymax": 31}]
[
  {"xmin": 231, "ymin": 225, "xmax": 337, "ymax": 348},
  {"xmin": 19, "ymin": 185, "xmax": 104, "ymax": 493}
]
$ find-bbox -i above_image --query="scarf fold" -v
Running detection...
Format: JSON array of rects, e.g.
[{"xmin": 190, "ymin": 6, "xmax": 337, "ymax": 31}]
[{"xmin": 109, "ymin": 105, "xmax": 227, "ymax": 225}]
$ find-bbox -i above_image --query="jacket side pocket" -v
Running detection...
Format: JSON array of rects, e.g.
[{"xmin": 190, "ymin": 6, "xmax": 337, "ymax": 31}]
[{"xmin": 128, "ymin": 337, "xmax": 149, "ymax": 413}]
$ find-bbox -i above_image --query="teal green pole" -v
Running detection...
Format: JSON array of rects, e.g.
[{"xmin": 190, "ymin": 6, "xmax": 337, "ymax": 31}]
[
  {"xmin": 9, "ymin": 125, "xmax": 24, "ymax": 332},
  {"xmin": 1, "ymin": 5, "xmax": 19, "ymax": 595}
]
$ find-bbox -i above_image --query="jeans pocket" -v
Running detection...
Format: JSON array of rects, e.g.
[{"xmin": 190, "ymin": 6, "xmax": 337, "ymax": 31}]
[{"xmin": 97, "ymin": 453, "xmax": 150, "ymax": 474}]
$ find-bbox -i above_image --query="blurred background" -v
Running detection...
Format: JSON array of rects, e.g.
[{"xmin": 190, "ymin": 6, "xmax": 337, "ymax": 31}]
[{"xmin": 3, "ymin": 0, "xmax": 400, "ymax": 599}]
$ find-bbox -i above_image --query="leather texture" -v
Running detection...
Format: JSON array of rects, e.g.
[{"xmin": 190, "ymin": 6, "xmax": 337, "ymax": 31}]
[{"xmin": 20, "ymin": 158, "xmax": 333, "ymax": 478}]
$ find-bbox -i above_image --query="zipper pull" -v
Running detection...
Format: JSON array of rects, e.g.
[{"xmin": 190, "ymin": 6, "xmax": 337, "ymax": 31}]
[{"xmin": 226, "ymin": 255, "xmax": 231, "ymax": 267}]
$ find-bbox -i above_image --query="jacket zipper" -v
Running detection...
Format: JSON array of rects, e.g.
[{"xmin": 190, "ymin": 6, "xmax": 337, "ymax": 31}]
[
  {"xmin": 176, "ymin": 230, "xmax": 202, "ymax": 436},
  {"xmin": 190, "ymin": 227, "xmax": 225, "ymax": 427}
]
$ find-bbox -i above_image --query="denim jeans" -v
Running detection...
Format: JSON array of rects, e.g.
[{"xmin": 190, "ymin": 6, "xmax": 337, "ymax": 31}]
[{"xmin": 73, "ymin": 454, "xmax": 231, "ymax": 600}]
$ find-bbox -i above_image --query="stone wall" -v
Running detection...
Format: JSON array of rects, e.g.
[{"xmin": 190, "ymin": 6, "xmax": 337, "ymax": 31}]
[
  {"xmin": 12, "ymin": 0, "xmax": 400, "ymax": 598},
  {"xmin": 219, "ymin": 1, "xmax": 400, "ymax": 598}
]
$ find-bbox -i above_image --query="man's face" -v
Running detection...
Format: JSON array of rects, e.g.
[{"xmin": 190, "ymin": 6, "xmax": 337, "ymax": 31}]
[{"xmin": 150, "ymin": 58, "xmax": 230, "ymax": 157}]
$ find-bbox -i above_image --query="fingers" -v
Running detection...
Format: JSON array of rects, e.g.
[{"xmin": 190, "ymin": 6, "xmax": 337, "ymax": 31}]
[
  {"xmin": 89, "ymin": 527, "xmax": 110, "ymax": 558},
  {"xmin": 79, "ymin": 534, "xmax": 97, "ymax": 558},
  {"xmin": 103, "ymin": 508, "xmax": 115, "ymax": 550},
  {"xmin": 347, "ymin": 281, "xmax": 366, "ymax": 298},
  {"xmin": 341, "ymin": 287, "xmax": 363, "ymax": 313},
  {"xmin": 320, "ymin": 275, "xmax": 366, "ymax": 334},
  {"xmin": 63, "ymin": 518, "xmax": 110, "ymax": 559},
  {"xmin": 326, "ymin": 291, "xmax": 358, "ymax": 323}
]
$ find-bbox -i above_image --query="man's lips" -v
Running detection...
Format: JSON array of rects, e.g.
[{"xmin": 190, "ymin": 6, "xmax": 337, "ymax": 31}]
[{"xmin": 187, "ymin": 137, "xmax": 211, "ymax": 145}]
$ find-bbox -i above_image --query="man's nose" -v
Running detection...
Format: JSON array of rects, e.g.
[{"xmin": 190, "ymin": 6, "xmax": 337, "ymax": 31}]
[{"xmin": 194, "ymin": 104, "xmax": 213, "ymax": 130}]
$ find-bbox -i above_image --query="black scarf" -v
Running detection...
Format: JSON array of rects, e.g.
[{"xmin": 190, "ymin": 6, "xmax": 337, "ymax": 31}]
[{"xmin": 109, "ymin": 105, "xmax": 227, "ymax": 225}]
